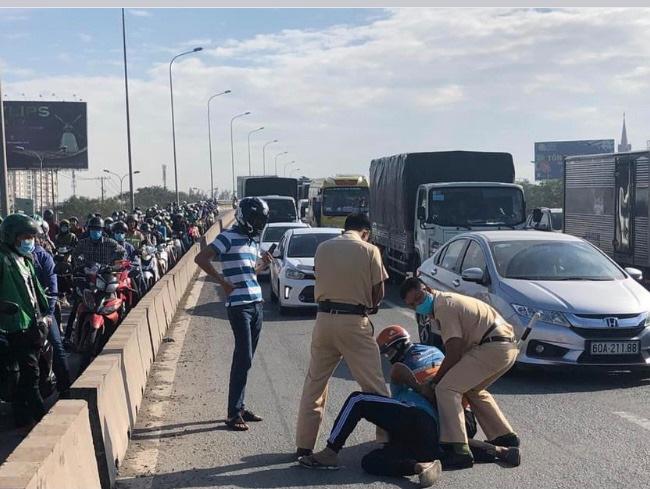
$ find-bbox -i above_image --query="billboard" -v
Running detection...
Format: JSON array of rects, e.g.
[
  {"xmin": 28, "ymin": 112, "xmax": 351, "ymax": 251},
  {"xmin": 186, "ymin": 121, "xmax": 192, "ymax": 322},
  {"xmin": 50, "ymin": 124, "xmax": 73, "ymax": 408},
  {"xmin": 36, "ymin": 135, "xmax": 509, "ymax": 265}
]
[
  {"xmin": 534, "ymin": 139, "xmax": 615, "ymax": 181},
  {"xmin": 3, "ymin": 101, "xmax": 88, "ymax": 170}
]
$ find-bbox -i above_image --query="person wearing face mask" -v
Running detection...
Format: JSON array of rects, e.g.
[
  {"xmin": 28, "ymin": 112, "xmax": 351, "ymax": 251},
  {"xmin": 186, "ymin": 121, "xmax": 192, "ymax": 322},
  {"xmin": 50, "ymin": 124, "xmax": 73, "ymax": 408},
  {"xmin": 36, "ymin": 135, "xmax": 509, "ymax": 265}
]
[
  {"xmin": 125, "ymin": 214, "xmax": 145, "ymax": 248},
  {"xmin": 68, "ymin": 216, "xmax": 83, "ymax": 238},
  {"xmin": 112, "ymin": 220, "xmax": 145, "ymax": 298},
  {"xmin": 400, "ymin": 277, "xmax": 519, "ymax": 469},
  {"xmin": 295, "ymin": 213, "xmax": 390, "ymax": 459},
  {"xmin": 54, "ymin": 219, "xmax": 79, "ymax": 248},
  {"xmin": 72, "ymin": 216, "xmax": 126, "ymax": 267},
  {"xmin": 0, "ymin": 214, "xmax": 51, "ymax": 428}
]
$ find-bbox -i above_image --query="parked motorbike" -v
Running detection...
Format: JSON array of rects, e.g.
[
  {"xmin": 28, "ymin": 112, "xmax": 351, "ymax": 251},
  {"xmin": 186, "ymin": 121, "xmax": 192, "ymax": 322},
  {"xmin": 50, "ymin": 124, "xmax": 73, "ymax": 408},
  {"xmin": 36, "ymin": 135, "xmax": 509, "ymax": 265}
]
[
  {"xmin": 69, "ymin": 263, "xmax": 125, "ymax": 365},
  {"xmin": 0, "ymin": 301, "xmax": 57, "ymax": 402}
]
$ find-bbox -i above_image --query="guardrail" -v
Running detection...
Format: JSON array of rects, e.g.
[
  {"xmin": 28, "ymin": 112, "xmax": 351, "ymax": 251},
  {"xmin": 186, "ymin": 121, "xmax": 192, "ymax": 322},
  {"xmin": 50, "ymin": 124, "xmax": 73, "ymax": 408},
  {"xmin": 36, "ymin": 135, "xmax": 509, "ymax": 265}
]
[{"xmin": 0, "ymin": 213, "xmax": 233, "ymax": 489}]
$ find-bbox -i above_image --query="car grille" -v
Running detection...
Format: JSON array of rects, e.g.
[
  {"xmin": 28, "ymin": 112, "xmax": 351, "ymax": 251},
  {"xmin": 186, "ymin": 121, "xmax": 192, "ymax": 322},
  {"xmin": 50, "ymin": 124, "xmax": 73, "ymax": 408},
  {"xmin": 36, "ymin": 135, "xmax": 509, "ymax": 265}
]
[
  {"xmin": 571, "ymin": 326, "xmax": 646, "ymax": 339},
  {"xmin": 299, "ymin": 286, "xmax": 315, "ymax": 303},
  {"xmin": 574, "ymin": 313, "xmax": 641, "ymax": 320}
]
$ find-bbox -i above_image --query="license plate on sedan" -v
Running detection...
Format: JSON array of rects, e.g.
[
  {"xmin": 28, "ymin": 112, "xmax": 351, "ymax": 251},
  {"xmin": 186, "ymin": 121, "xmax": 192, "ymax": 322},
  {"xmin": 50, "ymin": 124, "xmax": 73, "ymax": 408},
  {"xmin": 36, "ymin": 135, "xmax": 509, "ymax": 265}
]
[{"xmin": 589, "ymin": 341, "xmax": 640, "ymax": 356}]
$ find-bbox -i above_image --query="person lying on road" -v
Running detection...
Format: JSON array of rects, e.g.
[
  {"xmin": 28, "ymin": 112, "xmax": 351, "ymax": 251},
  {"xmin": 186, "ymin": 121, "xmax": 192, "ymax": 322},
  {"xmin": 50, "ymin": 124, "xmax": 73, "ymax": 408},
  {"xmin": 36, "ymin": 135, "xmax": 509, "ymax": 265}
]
[{"xmin": 298, "ymin": 326, "xmax": 520, "ymax": 486}]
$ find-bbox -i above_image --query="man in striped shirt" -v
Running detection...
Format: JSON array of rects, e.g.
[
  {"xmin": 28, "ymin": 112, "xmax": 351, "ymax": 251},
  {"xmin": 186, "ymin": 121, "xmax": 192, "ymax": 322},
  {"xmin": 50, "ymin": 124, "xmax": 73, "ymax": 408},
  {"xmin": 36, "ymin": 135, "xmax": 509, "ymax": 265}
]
[{"xmin": 195, "ymin": 197, "xmax": 271, "ymax": 431}]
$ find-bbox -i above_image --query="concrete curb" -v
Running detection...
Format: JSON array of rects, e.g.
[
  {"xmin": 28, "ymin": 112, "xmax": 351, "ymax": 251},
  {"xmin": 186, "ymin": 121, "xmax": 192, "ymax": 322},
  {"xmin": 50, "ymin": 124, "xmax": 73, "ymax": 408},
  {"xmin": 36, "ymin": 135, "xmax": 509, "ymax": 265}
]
[{"xmin": 0, "ymin": 214, "xmax": 233, "ymax": 489}]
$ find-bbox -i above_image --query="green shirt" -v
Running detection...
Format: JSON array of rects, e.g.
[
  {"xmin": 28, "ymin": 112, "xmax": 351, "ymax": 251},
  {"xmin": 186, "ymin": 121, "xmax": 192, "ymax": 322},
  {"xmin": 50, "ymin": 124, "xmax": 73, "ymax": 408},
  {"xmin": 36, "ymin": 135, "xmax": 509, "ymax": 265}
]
[{"xmin": 0, "ymin": 243, "xmax": 49, "ymax": 334}]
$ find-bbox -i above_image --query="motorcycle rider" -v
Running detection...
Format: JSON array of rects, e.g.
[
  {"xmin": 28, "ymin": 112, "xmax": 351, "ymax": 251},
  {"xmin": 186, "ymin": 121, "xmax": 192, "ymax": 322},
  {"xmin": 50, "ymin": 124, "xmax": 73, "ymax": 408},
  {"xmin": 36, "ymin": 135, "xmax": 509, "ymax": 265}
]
[
  {"xmin": 43, "ymin": 209, "xmax": 58, "ymax": 242},
  {"xmin": 103, "ymin": 217, "xmax": 114, "ymax": 237},
  {"xmin": 54, "ymin": 219, "xmax": 79, "ymax": 248},
  {"xmin": 66, "ymin": 217, "xmax": 126, "ymax": 344},
  {"xmin": 68, "ymin": 216, "xmax": 83, "ymax": 237},
  {"xmin": 31, "ymin": 238, "xmax": 72, "ymax": 393},
  {"xmin": 125, "ymin": 214, "xmax": 145, "ymax": 248},
  {"xmin": 112, "ymin": 221, "xmax": 146, "ymax": 297},
  {"xmin": 0, "ymin": 214, "xmax": 50, "ymax": 428}
]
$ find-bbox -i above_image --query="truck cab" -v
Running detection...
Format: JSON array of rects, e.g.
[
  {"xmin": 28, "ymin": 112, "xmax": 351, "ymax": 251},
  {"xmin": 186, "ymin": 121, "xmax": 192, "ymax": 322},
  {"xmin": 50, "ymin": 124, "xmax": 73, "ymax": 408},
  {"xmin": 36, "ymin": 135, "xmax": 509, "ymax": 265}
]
[{"xmin": 413, "ymin": 182, "xmax": 526, "ymax": 269}]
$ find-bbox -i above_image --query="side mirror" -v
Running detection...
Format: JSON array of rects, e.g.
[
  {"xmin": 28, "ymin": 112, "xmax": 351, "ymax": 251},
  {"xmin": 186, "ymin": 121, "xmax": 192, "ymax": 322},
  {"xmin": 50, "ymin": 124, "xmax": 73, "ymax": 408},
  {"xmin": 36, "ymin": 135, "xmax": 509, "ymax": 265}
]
[
  {"xmin": 625, "ymin": 267, "xmax": 643, "ymax": 281},
  {"xmin": 417, "ymin": 206, "xmax": 426, "ymax": 221},
  {"xmin": 461, "ymin": 267, "xmax": 485, "ymax": 284}
]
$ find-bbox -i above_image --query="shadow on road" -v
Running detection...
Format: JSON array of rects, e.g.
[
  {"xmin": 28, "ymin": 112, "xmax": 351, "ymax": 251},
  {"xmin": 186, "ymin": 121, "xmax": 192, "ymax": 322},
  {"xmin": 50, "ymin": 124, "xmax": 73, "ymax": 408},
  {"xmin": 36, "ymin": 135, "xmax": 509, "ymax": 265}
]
[
  {"xmin": 131, "ymin": 419, "xmax": 229, "ymax": 441},
  {"xmin": 492, "ymin": 366, "xmax": 650, "ymax": 395},
  {"xmin": 118, "ymin": 444, "xmax": 419, "ymax": 489}
]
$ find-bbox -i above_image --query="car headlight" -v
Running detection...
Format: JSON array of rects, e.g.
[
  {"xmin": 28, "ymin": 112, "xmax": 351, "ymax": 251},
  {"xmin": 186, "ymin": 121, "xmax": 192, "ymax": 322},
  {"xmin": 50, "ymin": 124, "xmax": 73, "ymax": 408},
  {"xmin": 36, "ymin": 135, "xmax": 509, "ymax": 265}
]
[
  {"xmin": 511, "ymin": 304, "xmax": 571, "ymax": 327},
  {"xmin": 645, "ymin": 312, "xmax": 650, "ymax": 327},
  {"xmin": 286, "ymin": 268, "xmax": 306, "ymax": 280}
]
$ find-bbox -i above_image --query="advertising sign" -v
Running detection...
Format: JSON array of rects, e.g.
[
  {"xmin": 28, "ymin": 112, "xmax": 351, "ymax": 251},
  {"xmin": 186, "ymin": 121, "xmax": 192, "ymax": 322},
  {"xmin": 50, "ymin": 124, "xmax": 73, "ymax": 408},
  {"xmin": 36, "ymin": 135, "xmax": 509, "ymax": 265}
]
[
  {"xmin": 3, "ymin": 101, "xmax": 88, "ymax": 170},
  {"xmin": 534, "ymin": 139, "xmax": 614, "ymax": 181}
]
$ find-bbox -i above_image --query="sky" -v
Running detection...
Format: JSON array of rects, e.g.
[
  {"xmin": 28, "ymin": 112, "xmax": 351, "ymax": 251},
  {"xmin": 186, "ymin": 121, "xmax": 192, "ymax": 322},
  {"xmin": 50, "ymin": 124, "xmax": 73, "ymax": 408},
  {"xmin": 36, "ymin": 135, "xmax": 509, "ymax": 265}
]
[{"xmin": 1, "ymin": 7, "xmax": 649, "ymax": 199}]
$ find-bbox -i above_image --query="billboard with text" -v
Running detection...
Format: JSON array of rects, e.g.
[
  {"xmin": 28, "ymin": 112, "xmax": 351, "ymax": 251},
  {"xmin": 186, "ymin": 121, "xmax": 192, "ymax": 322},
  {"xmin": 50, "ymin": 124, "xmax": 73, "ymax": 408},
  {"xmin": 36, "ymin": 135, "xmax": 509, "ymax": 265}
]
[
  {"xmin": 534, "ymin": 139, "xmax": 614, "ymax": 181},
  {"xmin": 3, "ymin": 101, "xmax": 88, "ymax": 170}
]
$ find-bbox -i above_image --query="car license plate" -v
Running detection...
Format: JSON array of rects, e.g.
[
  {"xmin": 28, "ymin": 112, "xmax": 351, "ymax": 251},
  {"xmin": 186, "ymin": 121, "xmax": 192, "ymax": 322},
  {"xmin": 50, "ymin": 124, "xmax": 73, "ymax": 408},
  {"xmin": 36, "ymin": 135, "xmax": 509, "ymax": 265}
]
[{"xmin": 589, "ymin": 341, "xmax": 640, "ymax": 356}]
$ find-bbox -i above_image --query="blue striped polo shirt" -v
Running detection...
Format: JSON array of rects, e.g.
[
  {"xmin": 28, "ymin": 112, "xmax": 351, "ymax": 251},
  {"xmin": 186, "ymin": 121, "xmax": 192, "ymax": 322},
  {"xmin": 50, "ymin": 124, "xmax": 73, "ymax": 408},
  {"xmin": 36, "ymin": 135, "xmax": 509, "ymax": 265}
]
[{"xmin": 210, "ymin": 226, "xmax": 263, "ymax": 307}]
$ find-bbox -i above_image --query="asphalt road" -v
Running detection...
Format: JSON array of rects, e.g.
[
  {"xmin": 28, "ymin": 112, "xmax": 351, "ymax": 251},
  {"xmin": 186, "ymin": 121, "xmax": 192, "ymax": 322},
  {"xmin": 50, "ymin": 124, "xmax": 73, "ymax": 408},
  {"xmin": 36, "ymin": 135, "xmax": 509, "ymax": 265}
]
[{"xmin": 117, "ymin": 273, "xmax": 650, "ymax": 489}]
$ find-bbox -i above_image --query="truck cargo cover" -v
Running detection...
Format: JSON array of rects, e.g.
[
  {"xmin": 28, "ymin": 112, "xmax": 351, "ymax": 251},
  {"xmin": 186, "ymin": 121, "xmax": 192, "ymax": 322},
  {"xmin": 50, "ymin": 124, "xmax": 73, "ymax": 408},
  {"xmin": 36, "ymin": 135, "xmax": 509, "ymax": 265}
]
[{"xmin": 370, "ymin": 151, "xmax": 515, "ymax": 237}]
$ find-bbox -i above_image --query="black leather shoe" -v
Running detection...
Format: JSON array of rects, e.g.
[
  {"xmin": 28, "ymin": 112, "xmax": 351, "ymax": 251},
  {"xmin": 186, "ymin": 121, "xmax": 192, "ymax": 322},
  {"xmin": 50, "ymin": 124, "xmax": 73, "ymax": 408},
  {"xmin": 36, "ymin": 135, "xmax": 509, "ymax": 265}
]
[
  {"xmin": 441, "ymin": 451, "xmax": 474, "ymax": 470},
  {"xmin": 296, "ymin": 448, "xmax": 313, "ymax": 459},
  {"xmin": 488, "ymin": 433, "xmax": 520, "ymax": 448}
]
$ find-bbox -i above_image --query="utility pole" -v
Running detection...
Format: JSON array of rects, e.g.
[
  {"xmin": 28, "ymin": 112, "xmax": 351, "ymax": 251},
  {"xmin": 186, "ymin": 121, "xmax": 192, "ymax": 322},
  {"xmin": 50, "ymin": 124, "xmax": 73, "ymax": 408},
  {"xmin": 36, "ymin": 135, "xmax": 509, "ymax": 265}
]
[
  {"xmin": 72, "ymin": 170, "xmax": 77, "ymax": 197},
  {"xmin": 0, "ymin": 75, "xmax": 9, "ymax": 216},
  {"xmin": 121, "ymin": 8, "xmax": 135, "ymax": 212},
  {"xmin": 162, "ymin": 164, "xmax": 167, "ymax": 189}
]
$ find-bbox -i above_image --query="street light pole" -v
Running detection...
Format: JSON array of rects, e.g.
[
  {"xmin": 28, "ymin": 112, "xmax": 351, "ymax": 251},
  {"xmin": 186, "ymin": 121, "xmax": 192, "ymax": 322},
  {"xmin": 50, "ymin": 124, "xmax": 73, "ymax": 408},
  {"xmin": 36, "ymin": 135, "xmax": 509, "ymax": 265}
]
[
  {"xmin": 247, "ymin": 127, "xmax": 264, "ymax": 176},
  {"xmin": 230, "ymin": 111, "xmax": 251, "ymax": 195},
  {"xmin": 103, "ymin": 169, "xmax": 140, "ymax": 201},
  {"xmin": 169, "ymin": 46, "xmax": 202, "ymax": 205},
  {"xmin": 274, "ymin": 151, "xmax": 288, "ymax": 176},
  {"xmin": 262, "ymin": 139, "xmax": 278, "ymax": 176},
  {"xmin": 0, "ymin": 75, "xmax": 9, "ymax": 216},
  {"xmin": 283, "ymin": 160, "xmax": 296, "ymax": 177},
  {"xmin": 207, "ymin": 90, "xmax": 231, "ymax": 201},
  {"xmin": 121, "ymin": 8, "xmax": 136, "ymax": 212},
  {"xmin": 290, "ymin": 167, "xmax": 301, "ymax": 177}
]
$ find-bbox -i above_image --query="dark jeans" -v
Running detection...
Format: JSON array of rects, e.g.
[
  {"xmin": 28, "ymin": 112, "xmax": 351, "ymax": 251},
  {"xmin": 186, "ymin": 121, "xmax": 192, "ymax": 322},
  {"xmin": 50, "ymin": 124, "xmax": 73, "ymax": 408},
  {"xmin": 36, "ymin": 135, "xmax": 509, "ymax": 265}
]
[
  {"xmin": 226, "ymin": 302, "xmax": 263, "ymax": 418},
  {"xmin": 48, "ymin": 317, "xmax": 71, "ymax": 391},
  {"xmin": 327, "ymin": 392, "xmax": 441, "ymax": 476},
  {"xmin": 7, "ymin": 331, "xmax": 46, "ymax": 426}
]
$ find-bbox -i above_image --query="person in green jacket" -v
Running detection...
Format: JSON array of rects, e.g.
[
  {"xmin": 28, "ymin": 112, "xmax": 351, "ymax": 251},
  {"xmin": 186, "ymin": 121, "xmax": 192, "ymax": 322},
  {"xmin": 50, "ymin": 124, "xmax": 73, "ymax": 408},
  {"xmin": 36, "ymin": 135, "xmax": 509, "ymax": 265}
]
[{"xmin": 0, "ymin": 213, "xmax": 51, "ymax": 428}]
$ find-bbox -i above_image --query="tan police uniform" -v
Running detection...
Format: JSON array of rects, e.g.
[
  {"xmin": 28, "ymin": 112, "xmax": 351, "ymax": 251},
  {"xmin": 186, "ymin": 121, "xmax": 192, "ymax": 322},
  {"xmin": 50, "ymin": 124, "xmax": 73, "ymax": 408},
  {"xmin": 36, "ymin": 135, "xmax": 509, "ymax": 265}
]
[
  {"xmin": 295, "ymin": 231, "xmax": 390, "ymax": 451},
  {"xmin": 431, "ymin": 291, "xmax": 518, "ymax": 445}
]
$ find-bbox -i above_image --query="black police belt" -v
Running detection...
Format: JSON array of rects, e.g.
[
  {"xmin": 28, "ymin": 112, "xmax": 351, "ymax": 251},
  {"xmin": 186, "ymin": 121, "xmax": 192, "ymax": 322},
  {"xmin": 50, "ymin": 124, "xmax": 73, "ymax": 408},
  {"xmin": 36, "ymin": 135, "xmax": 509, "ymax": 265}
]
[
  {"xmin": 479, "ymin": 319, "xmax": 515, "ymax": 345},
  {"xmin": 318, "ymin": 301, "xmax": 368, "ymax": 316}
]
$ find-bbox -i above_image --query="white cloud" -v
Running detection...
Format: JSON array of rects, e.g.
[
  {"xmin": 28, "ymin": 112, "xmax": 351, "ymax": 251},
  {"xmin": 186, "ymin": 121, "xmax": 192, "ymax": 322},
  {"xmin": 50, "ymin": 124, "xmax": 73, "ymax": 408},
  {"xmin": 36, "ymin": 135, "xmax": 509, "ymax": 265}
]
[
  {"xmin": 129, "ymin": 9, "xmax": 152, "ymax": 18},
  {"xmin": 79, "ymin": 33, "xmax": 93, "ymax": 43},
  {"xmin": 7, "ymin": 7, "xmax": 650, "ymax": 200}
]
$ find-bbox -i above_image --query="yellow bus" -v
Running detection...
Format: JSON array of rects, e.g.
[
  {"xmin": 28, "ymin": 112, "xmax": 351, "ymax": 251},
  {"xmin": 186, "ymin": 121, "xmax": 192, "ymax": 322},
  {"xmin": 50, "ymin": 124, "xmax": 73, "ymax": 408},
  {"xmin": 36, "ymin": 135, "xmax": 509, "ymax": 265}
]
[{"xmin": 307, "ymin": 175, "xmax": 369, "ymax": 228}]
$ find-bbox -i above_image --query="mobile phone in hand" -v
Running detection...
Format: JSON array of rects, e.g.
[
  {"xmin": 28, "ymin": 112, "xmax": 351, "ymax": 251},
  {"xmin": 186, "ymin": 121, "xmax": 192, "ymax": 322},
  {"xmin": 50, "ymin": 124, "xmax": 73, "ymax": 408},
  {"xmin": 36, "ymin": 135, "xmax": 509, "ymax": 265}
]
[{"xmin": 268, "ymin": 243, "xmax": 277, "ymax": 255}]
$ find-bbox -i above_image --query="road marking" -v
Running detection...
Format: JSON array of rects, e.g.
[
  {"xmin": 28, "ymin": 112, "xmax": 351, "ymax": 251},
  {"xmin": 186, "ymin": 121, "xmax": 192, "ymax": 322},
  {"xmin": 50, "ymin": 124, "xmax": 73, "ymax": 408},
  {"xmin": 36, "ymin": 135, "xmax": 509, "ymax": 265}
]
[
  {"xmin": 383, "ymin": 299, "xmax": 416, "ymax": 320},
  {"xmin": 116, "ymin": 272, "xmax": 209, "ymax": 489},
  {"xmin": 613, "ymin": 411, "xmax": 650, "ymax": 431}
]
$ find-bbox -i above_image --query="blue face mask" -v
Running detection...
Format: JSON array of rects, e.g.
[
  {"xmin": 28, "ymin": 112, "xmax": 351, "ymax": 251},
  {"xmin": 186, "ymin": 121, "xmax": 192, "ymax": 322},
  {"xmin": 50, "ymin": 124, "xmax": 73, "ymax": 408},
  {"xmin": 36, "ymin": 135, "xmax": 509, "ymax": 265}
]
[
  {"xmin": 114, "ymin": 232, "xmax": 125, "ymax": 242},
  {"xmin": 18, "ymin": 239, "xmax": 35, "ymax": 256},
  {"xmin": 90, "ymin": 230, "xmax": 103, "ymax": 241},
  {"xmin": 415, "ymin": 292, "xmax": 434, "ymax": 316}
]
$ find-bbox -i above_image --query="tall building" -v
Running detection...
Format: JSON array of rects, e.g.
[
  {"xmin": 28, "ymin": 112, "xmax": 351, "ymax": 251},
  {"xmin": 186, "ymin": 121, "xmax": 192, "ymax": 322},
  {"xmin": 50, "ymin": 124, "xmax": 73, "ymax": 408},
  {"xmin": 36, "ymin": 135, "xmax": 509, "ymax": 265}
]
[
  {"xmin": 8, "ymin": 169, "xmax": 59, "ymax": 214},
  {"xmin": 618, "ymin": 113, "xmax": 632, "ymax": 152}
]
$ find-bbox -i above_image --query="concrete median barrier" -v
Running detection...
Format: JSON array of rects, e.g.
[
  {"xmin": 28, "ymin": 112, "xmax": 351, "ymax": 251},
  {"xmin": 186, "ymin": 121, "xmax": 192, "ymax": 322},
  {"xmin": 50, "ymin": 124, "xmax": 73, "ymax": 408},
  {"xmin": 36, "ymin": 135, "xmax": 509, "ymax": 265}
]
[
  {"xmin": 0, "ymin": 400, "xmax": 101, "ymax": 489},
  {"xmin": 1, "ymin": 215, "xmax": 233, "ymax": 489},
  {"xmin": 68, "ymin": 354, "xmax": 131, "ymax": 489}
]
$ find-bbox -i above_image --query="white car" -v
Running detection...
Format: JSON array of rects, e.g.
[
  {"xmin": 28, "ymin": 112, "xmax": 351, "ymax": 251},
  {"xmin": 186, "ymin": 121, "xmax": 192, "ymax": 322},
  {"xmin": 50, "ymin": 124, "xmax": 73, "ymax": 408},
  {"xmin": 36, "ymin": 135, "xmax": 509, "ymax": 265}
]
[
  {"xmin": 269, "ymin": 227, "xmax": 342, "ymax": 314},
  {"xmin": 257, "ymin": 222, "xmax": 309, "ymax": 277}
]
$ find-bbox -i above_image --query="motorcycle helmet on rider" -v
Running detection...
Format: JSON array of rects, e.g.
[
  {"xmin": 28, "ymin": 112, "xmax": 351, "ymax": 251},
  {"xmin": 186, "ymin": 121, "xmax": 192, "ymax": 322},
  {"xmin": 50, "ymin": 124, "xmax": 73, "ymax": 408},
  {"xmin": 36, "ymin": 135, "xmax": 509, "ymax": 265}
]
[
  {"xmin": 0, "ymin": 214, "xmax": 40, "ymax": 256},
  {"xmin": 235, "ymin": 197, "xmax": 269, "ymax": 237},
  {"xmin": 376, "ymin": 325, "xmax": 413, "ymax": 363}
]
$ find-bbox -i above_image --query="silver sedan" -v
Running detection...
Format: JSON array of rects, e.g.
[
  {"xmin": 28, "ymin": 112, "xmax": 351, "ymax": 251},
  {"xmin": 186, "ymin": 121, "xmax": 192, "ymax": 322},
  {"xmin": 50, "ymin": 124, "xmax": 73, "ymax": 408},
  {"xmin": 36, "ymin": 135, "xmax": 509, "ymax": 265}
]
[{"xmin": 416, "ymin": 230, "xmax": 650, "ymax": 368}]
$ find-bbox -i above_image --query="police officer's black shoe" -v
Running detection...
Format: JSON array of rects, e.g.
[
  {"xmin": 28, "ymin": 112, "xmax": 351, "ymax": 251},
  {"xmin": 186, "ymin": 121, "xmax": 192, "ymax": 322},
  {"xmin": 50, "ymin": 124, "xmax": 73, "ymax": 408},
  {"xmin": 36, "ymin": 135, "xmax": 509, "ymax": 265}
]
[{"xmin": 488, "ymin": 433, "xmax": 520, "ymax": 448}]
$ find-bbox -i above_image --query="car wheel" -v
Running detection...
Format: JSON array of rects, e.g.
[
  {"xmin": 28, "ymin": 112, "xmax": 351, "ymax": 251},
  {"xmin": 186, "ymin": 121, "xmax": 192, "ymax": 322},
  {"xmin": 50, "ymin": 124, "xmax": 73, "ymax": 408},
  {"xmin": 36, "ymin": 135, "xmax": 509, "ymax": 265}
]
[
  {"xmin": 417, "ymin": 313, "xmax": 444, "ymax": 350},
  {"xmin": 270, "ymin": 281, "xmax": 278, "ymax": 304}
]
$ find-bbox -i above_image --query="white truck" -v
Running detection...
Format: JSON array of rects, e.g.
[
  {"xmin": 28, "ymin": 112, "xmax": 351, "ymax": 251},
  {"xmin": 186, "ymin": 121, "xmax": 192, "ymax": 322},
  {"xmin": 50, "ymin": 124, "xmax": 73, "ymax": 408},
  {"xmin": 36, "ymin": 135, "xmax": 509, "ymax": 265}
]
[{"xmin": 370, "ymin": 151, "xmax": 526, "ymax": 276}]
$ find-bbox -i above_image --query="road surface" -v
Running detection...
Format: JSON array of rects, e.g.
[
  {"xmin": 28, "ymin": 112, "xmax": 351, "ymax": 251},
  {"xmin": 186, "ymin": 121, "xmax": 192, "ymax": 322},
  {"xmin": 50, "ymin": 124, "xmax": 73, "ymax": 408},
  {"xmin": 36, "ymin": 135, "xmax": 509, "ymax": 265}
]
[{"xmin": 117, "ymin": 272, "xmax": 650, "ymax": 489}]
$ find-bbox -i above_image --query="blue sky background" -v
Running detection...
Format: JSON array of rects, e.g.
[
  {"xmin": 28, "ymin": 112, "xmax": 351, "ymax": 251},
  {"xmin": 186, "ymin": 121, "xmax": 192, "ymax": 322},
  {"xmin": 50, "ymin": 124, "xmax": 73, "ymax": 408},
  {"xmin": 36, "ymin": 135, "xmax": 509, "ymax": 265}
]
[{"xmin": 1, "ymin": 8, "xmax": 649, "ymax": 199}]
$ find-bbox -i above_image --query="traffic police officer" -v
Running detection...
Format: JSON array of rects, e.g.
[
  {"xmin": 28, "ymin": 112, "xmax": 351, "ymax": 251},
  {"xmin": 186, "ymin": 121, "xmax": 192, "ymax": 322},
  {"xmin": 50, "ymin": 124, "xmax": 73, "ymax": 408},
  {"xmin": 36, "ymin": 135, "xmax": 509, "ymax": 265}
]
[
  {"xmin": 295, "ymin": 213, "xmax": 390, "ymax": 458},
  {"xmin": 401, "ymin": 277, "xmax": 520, "ymax": 469}
]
